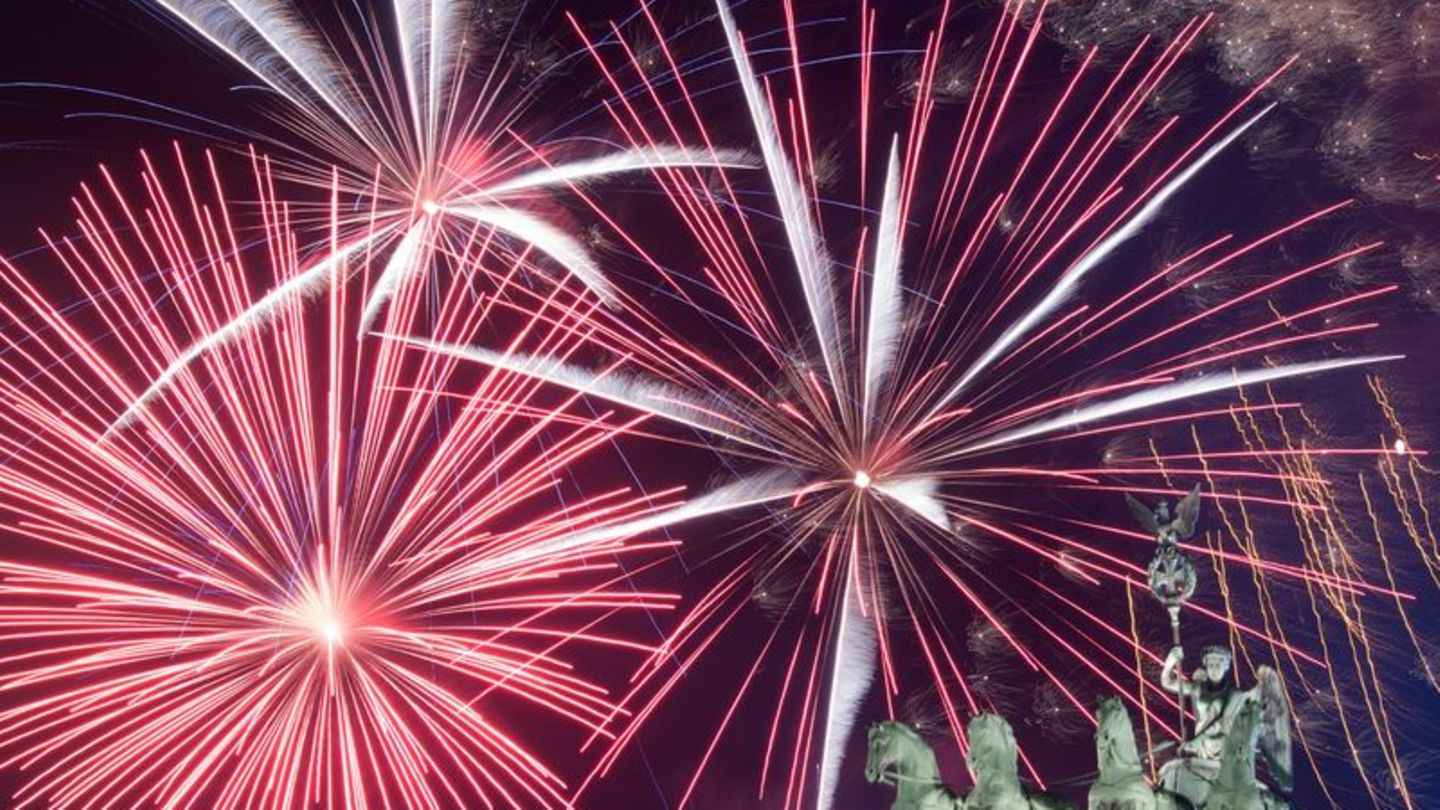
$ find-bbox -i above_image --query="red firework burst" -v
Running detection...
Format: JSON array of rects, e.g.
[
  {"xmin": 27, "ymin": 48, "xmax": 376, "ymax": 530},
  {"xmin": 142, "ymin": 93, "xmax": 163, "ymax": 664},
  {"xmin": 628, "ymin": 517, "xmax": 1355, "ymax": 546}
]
[{"xmin": 0, "ymin": 148, "xmax": 681, "ymax": 809}]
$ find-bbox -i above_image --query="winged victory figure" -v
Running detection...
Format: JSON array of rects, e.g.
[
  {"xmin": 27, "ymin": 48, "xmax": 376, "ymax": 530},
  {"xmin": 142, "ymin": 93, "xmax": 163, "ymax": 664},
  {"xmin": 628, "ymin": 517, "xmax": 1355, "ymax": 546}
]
[{"xmin": 1127, "ymin": 483, "xmax": 1203, "ymax": 546}]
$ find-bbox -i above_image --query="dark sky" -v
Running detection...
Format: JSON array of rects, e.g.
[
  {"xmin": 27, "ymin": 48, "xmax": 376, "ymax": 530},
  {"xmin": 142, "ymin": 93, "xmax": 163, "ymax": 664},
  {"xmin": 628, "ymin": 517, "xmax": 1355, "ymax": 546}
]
[{"xmin": 1, "ymin": 2, "xmax": 1438, "ymax": 809}]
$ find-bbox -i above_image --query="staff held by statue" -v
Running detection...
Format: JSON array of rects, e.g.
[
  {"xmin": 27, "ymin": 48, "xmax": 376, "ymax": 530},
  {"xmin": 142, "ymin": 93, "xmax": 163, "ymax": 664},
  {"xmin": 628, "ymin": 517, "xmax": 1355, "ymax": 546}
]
[{"xmin": 1127, "ymin": 483, "xmax": 1200, "ymax": 741}]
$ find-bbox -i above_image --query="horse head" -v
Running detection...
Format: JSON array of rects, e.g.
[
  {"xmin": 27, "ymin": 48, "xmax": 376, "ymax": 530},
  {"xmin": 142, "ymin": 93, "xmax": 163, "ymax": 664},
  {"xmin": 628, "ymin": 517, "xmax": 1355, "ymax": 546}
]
[
  {"xmin": 866, "ymin": 720, "xmax": 906, "ymax": 784},
  {"xmin": 966, "ymin": 713, "xmax": 1019, "ymax": 789},
  {"xmin": 1095, "ymin": 696, "xmax": 1143, "ymax": 780}
]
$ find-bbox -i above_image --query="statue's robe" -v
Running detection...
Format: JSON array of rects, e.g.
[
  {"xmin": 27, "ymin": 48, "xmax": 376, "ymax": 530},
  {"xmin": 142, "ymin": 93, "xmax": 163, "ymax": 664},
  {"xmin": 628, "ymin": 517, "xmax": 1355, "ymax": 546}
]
[{"xmin": 1158, "ymin": 681, "xmax": 1257, "ymax": 806}]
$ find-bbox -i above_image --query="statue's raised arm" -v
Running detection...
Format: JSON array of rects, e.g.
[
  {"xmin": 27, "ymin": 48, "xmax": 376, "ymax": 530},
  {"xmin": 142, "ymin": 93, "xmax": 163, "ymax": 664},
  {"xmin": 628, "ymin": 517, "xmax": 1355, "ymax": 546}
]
[{"xmin": 1159, "ymin": 644, "xmax": 1197, "ymax": 698}]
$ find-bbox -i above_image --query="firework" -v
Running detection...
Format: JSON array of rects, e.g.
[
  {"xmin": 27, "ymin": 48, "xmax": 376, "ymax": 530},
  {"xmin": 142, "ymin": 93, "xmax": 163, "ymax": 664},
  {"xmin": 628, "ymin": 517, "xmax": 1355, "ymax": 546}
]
[
  {"xmin": 111, "ymin": 0, "xmax": 748, "ymax": 432},
  {"xmin": 404, "ymin": 1, "xmax": 1410, "ymax": 806},
  {"xmin": 0, "ymin": 149, "xmax": 684, "ymax": 809}
]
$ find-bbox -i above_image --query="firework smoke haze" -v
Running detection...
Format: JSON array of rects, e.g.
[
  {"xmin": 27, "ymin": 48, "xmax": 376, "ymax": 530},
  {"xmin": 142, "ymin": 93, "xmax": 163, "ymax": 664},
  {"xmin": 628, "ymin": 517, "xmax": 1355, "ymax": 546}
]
[{"xmin": 1036, "ymin": 0, "xmax": 1440, "ymax": 310}]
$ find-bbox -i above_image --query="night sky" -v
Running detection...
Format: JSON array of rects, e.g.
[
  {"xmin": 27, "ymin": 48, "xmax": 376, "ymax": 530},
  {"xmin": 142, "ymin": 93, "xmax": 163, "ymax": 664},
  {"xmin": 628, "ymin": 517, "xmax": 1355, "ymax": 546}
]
[{"xmin": 1, "ymin": 2, "xmax": 1439, "ymax": 808}]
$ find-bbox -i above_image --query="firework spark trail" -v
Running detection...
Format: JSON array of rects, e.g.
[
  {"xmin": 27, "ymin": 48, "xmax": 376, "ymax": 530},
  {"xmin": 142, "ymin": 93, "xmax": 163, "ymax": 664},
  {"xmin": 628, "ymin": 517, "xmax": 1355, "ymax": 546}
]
[
  {"xmin": 108, "ymin": 0, "xmax": 752, "ymax": 435},
  {"xmin": 950, "ymin": 356, "xmax": 1400, "ymax": 456},
  {"xmin": 0, "ymin": 149, "xmax": 690, "ymax": 809},
  {"xmin": 934, "ymin": 103, "xmax": 1277, "ymax": 409},
  {"xmin": 815, "ymin": 561, "xmax": 876, "ymax": 810},
  {"xmin": 714, "ymin": 0, "xmax": 844, "ymax": 391},
  {"xmin": 383, "ymin": 1, "xmax": 1418, "ymax": 805}
]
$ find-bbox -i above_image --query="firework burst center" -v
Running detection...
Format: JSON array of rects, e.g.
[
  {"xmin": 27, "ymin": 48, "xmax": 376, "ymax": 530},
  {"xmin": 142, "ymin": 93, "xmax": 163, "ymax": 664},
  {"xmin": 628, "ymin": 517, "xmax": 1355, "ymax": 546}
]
[{"xmin": 319, "ymin": 618, "xmax": 344, "ymax": 646}]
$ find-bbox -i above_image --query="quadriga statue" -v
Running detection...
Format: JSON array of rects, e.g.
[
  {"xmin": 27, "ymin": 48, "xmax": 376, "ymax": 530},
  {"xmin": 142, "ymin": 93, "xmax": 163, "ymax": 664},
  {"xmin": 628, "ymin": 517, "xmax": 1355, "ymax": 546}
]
[
  {"xmin": 868, "ymin": 689, "xmax": 1294, "ymax": 810},
  {"xmin": 1089, "ymin": 696, "xmax": 1191, "ymax": 810},
  {"xmin": 866, "ymin": 714, "xmax": 1076, "ymax": 810},
  {"xmin": 1158, "ymin": 646, "xmax": 1293, "ymax": 808},
  {"xmin": 865, "ymin": 720, "xmax": 965, "ymax": 809},
  {"xmin": 964, "ymin": 714, "xmax": 1077, "ymax": 809}
]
